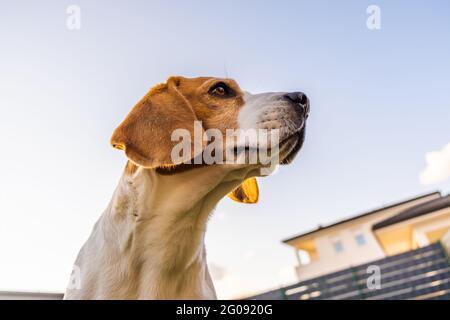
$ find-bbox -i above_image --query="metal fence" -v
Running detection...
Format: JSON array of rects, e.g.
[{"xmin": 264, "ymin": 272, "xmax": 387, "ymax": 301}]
[{"xmin": 248, "ymin": 242, "xmax": 450, "ymax": 300}]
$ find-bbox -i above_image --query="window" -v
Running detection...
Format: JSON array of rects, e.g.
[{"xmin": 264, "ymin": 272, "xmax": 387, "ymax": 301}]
[
  {"xmin": 333, "ymin": 240, "xmax": 344, "ymax": 253},
  {"xmin": 354, "ymin": 233, "xmax": 367, "ymax": 246}
]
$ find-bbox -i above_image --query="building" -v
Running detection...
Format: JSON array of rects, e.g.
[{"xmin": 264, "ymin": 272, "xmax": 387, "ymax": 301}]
[
  {"xmin": 248, "ymin": 191, "xmax": 450, "ymax": 300},
  {"xmin": 283, "ymin": 192, "xmax": 450, "ymax": 282}
]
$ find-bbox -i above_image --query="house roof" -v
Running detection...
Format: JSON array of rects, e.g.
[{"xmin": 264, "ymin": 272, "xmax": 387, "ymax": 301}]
[
  {"xmin": 282, "ymin": 191, "xmax": 441, "ymax": 244},
  {"xmin": 372, "ymin": 194, "xmax": 450, "ymax": 230}
]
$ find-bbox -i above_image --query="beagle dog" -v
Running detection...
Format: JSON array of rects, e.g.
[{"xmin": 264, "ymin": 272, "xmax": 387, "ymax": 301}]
[{"xmin": 64, "ymin": 76, "xmax": 309, "ymax": 300}]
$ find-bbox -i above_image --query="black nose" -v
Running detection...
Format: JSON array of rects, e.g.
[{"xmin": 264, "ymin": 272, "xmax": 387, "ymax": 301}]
[
  {"xmin": 284, "ymin": 92, "xmax": 310, "ymax": 116},
  {"xmin": 284, "ymin": 92, "xmax": 308, "ymax": 106}
]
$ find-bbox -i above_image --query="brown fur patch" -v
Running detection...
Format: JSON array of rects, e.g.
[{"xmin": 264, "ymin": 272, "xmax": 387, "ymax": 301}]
[
  {"xmin": 114, "ymin": 77, "xmax": 259, "ymax": 204},
  {"xmin": 113, "ymin": 76, "xmax": 246, "ymax": 170},
  {"xmin": 175, "ymin": 77, "xmax": 245, "ymax": 135}
]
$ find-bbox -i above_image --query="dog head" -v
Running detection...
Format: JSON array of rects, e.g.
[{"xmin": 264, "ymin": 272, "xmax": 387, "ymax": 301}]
[{"xmin": 111, "ymin": 76, "xmax": 309, "ymax": 203}]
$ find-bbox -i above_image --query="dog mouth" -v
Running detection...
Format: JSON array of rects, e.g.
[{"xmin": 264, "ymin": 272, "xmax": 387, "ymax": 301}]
[
  {"xmin": 230, "ymin": 116, "xmax": 307, "ymax": 165},
  {"xmin": 278, "ymin": 127, "xmax": 306, "ymax": 165},
  {"xmin": 231, "ymin": 126, "xmax": 306, "ymax": 164}
]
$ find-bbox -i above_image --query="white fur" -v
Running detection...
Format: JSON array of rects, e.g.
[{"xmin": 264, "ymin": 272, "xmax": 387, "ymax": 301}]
[{"xmin": 239, "ymin": 92, "xmax": 303, "ymax": 147}]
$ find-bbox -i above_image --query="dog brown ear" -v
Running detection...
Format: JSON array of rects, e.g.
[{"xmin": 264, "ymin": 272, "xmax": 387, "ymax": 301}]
[
  {"xmin": 111, "ymin": 77, "xmax": 203, "ymax": 168},
  {"xmin": 228, "ymin": 177, "xmax": 259, "ymax": 204}
]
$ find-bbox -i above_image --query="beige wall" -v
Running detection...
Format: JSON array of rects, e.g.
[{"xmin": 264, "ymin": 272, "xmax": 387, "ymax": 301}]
[
  {"xmin": 296, "ymin": 220, "xmax": 385, "ymax": 280},
  {"xmin": 376, "ymin": 206, "xmax": 450, "ymax": 255}
]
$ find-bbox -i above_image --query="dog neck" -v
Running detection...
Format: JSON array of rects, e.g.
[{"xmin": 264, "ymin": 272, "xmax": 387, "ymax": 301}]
[{"xmin": 92, "ymin": 162, "xmax": 254, "ymax": 299}]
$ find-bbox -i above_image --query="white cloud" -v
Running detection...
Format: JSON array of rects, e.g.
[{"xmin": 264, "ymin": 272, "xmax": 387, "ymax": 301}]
[{"xmin": 420, "ymin": 143, "xmax": 450, "ymax": 185}]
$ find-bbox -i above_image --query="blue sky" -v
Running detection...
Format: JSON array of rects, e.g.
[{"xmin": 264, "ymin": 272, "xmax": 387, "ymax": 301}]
[{"xmin": 0, "ymin": 1, "xmax": 449, "ymax": 298}]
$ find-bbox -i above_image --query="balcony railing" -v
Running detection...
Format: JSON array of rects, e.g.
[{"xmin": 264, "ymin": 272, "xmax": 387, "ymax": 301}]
[{"xmin": 247, "ymin": 242, "xmax": 450, "ymax": 300}]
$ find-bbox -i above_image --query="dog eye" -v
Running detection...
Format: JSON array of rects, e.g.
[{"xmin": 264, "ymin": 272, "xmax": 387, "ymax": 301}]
[{"xmin": 209, "ymin": 82, "xmax": 234, "ymax": 98}]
